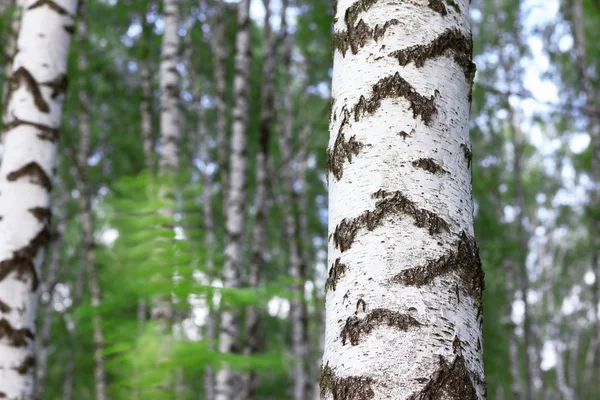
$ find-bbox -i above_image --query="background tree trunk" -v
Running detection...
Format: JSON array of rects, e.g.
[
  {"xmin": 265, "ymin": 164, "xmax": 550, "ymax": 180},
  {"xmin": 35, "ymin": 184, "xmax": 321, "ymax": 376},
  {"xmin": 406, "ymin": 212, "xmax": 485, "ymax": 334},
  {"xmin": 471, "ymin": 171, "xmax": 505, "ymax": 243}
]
[
  {"xmin": 215, "ymin": 0, "xmax": 251, "ymax": 397},
  {"xmin": 76, "ymin": 1, "xmax": 108, "ymax": 398},
  {"xmin": 322, "ymin": 0, "xmax": 485, "ymax": 398}
]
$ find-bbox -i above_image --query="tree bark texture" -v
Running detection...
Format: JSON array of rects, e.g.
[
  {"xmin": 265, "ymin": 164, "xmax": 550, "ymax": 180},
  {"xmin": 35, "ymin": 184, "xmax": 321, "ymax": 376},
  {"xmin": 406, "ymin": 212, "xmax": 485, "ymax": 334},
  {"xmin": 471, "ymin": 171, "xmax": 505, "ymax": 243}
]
[
  {"xmin": 0, "ymin": 0, "xmax": 77, "ymax": 398},
  {"xmin": 215, "ymin": 0, "xmax": 251, "ymax": 397},
  {"xmin": 140, "ymin": 10, "xmax": 154, "ymax": 171},
  {"xmin": 322, "ymin": 1, "xmax": 485, "ymax": 398}
]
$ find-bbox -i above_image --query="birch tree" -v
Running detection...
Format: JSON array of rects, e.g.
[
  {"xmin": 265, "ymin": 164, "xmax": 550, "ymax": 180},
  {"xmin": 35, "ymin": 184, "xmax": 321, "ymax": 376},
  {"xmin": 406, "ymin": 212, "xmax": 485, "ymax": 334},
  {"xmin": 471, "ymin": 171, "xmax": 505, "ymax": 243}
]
[
  {"xmin": 215, "ymin": 0, "xmax": 251, "ymax": 397},
  {"xmin": 0, "ymin": 0, "xmax": 77, "ymax": 398},
  {"xmin": 322, "ymin": 0, "xmax": 485, "ymax": 398},
  {"xmin": 240, "ymin": 0, "xmax": 276, "ymax": 397},
  {"xmin": 76, "ymin": 1, "xmax": 108, "ymax": 397}
]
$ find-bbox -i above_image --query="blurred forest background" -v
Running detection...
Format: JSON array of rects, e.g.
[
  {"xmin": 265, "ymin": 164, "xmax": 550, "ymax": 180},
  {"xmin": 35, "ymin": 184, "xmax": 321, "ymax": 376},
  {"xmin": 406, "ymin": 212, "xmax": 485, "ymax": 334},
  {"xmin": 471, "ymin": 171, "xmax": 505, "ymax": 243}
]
[{"xmin": 0, "ymin": 0, "xmax": 598, "ymax": 399}]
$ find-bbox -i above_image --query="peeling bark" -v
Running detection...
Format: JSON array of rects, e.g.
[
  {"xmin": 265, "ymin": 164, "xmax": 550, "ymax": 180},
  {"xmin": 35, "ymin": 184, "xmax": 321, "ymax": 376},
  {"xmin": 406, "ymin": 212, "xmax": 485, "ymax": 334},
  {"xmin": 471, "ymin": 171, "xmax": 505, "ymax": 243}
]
[
  {"xmin": 323, "ymin": 0, "xmax": 484, "ymax": 398},
  {"xmin": 0, "ymin": 0, "xmax": 77, "ymax": 397}
]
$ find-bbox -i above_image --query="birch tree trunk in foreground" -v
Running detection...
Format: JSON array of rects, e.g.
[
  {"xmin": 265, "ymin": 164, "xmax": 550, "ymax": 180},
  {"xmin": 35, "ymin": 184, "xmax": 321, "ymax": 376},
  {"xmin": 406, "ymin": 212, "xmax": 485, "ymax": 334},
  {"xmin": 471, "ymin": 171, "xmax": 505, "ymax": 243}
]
[
  {"xmin": 0, "ymin": 0, "xmax": 77, "ymax": 398},
  {"xmin": 215, "ymin": 0, "xmax": 251, "ymax": 397},
  {"xmin": 322, "ymin": 1, "xmax": 485, "ymax": 398},
  {"xmin": 1, "ymin": 0, "xmax": 25, "ymax": 126},
  {"xmin": 77, "ymin": 1, "xmax": 108, "ymax": 398}
]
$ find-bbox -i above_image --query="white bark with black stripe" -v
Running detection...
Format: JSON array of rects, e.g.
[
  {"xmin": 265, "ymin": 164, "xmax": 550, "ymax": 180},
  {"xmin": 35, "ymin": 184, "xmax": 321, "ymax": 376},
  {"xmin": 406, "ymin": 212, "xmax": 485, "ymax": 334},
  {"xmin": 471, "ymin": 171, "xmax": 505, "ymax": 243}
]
[
  {"xmin": 322, "ymin": 0, "xmax": 485, "ymax": 398},
  {"xmin": 0, "ymin": 0, "xmax": 77, "ymax": 398}
]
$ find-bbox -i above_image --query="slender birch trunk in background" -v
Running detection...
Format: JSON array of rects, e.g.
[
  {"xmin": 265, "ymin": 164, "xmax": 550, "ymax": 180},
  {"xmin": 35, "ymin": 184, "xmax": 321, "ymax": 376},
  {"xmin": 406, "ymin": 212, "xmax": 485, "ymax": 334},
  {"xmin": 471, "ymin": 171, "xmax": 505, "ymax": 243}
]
[
  {"xmin": 508, "ymin": 108, "xmax": 538, "ymax": 400},
  {"xmin": 240, "ymin": 1, "xmax": 277, "ymax": 397},
  {"xmin": 215, "ymin": 0, "xmax": 251, "ymax": 397},
  {"xmin": 573, "ymin": 0, "xmax": 600, "ymax": 392},
  {"xmin": 140, "ymin": 9, "xmax": 155, "ymax": 171},
  {"xmin": 279, "ymin": 16, "xmax": 309, "ymax": 400},
  {"xmin": 199, "ymin": 96, "xmax": 217, "ymax": 400},
  {"xmin": 209, "ymin": 0, "xmax": 229, "ymax": 200},
  {"xmin": 152, "ymin": 0, "xmax": 181, "ymax": 325},
  {"xmin": 322, "ymin": 1, "xmax": 485, "ymax": 398},
  {"xmin": 63, "ymin": 245, "xmax": 88, "ymax": 400},
  {"xmin": 76, "ymin": 2, "xmax": 109, "ymax": 398},
  {"xmin": 0, "ymin": 0, "xmax": 77, "ymax": 397},
  {"xmin": 1, "ymin": 0, "xmax": 24, "ymax": 126},
  {"xmin": 35, "ymin": 210, "xmax": 64, "ymax": 399},
  {"xmin": 35, "ymin": 179, "xmax": 67, "ymax": 399},
  {"xmin": 504, "ymin": 260, "xmax": 523, "ymax": 398}
]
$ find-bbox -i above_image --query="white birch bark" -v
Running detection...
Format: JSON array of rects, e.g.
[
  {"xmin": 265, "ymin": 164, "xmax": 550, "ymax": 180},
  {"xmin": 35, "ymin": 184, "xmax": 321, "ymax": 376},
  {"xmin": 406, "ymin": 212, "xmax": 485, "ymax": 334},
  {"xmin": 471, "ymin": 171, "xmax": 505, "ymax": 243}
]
[
  {"xmin": 322, "ymin": 1, "xmax": 485, "ymax": 398},
  {"xmin": 215, "ymin": 0, "xmax": 251, "ymax": 397},
  {"xmin": 157, "ymin": 0, "xmax": 181, "ymax": 175},
  {"xmin": 76, "ymin": 2, "xmax": 108, "ymax": 398},
  {"xmin": 209, "ymin": 0, "xmax": 229, "ymax": 200},
  {"xmin": 0, "ymin": 0, "xmax": 77, "ymax": 398}
]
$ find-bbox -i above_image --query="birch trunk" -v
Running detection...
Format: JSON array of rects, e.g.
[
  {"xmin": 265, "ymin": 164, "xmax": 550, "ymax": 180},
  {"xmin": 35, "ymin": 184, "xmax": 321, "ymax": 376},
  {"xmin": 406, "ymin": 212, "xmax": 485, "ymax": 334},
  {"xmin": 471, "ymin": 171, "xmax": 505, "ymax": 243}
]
[
  {"xmin": 240, "ymin": 0, "xmax": 276, "ymax": 397},
  {"xmin": 210, "ymin": 0, "xmax": 229, "ymax": 199},
  {"xmin": 322, "ymin": 1, "xmax": 485, "ymax": 398},
  {"xmin": 140, "ymin": 10, "xmax": 154, "ymax": 170},
  {"xmin": 199, "ymin": 97, "xmax": 217, "ymax": 400},
  {"xmin": 215, "ymin": 0, "xmax": 251, "ymax": 397},
  {"xmin": 35, "ymin": 208, "xmax": 64, "ymax": 399},
  {"xmin": 0, "ymin": 0, "xmax": 77, "ymax": 398},
  {"xmin": 62, "ymin": 246, "xmax": 87, "ymax": 400},
  {"xmin": 279, "ymin": 19, "xmax": 309, "ymax": 400},
  {"xmin": 573, "ymin": 0, "xmax": 600, "ymax": 392},
  {"xmin": 76, "ymin": 2, "xmax": 108, "ymax": 398}
]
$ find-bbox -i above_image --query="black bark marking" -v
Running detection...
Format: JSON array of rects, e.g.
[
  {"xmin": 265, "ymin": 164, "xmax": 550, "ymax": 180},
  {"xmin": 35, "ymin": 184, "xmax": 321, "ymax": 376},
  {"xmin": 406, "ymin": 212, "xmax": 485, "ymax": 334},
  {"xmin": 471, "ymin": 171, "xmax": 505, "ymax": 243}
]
[
  {"xmin": 63, "ymin": 24, "xmax": 75, "ymax": 34},
  {"xmin": 428, "ymin": 0, "xmax": 447, "ymax": 15},
  {"xmin": 447, "ymin": 0, "xmax": 461, "ymax": 12},
  {"xmin": 0, "ymin": 227, "xmax": 49, "ymax": 291},
  {"xmin": 7, "ymin": 162, "xmax": 52, "ymax": 191},
  {"xmin": 333, "ymin": 18, "xmax": 400, "ymax": 56},
  {"xmin": 0, "ymin": 319, "xmax": 34, "ymax": 347},
  {"xmin": 327, "ymin": 109, "xmax": 365, "ymax": 180},
  {"xmin": 3, "ymin": 118, "xmax": 59, "ymax": 141},
  {"xmin": 412, "ymin": 158, "xmax": 448, "ymax": 174},
  {"xmin": 389, "ymin": 29, "xmax": 476, "ymax": 85},
  {"xmin": 325, "ymin": 258, "xmax": 348, "ymax": 292},
  {"xmin": 391, "ymin": 232, "xmax": 484, "ymax": 306},
  {"xmin": 28, "ymin": 207, "xmax": 51, "ymax": 223},
  {"xmin": 407, "ymin": 354, "xmax": 479, "ymax": 400},
  {"xmin": 10, "ymin": 67, "xmax": 50, "ymax": 113},
  {"xmin": 0, "ymin": 392, "xmax": 6, "ymax": 398},
  {"xmin": 0, "ymin": 300, "xmax": 11, "ymax": 313},
  {"xmin": 13, "ymin": 356, "xmax": 35, "ymax": 374},
  {"xmin": 320, "ymin": 362, "xmax": 375, "ymax": 400},
  {"xmin": 341, "ymin": 305, "xmax": 421, "ymax": 346},
  {"xmin": 353, "ymin": 73, "xmax": 437, "ymax": 125},
  {"xmin": 461, "ymin": 143, "xmax": 472, "ymax": 168},
  {"xmin": 28, "ymin": 0, "xmax": 71, "ymax": 15},
  {"xmin": 333, "ymin": 190, "xmax": 450, "ymax": 252},
  {"xmin": 41, "ymin": 73, "xmax": 69, "ymax": 99}
]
